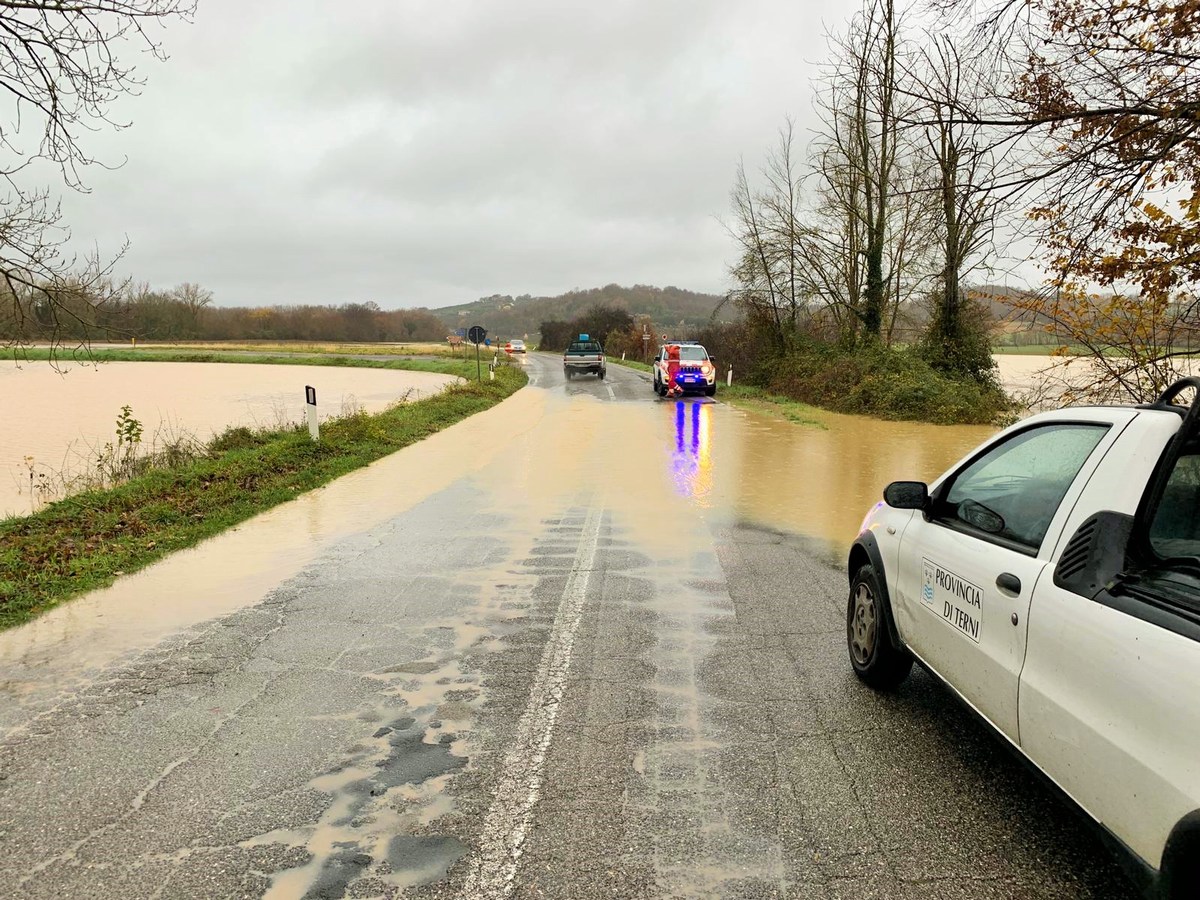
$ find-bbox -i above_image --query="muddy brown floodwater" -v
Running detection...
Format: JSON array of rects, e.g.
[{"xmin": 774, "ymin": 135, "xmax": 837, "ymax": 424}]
[
  {"xmin": 0, "ymin": 364, "xmax": 999, "ymax": 726},
  {"xmin": 0, "ymin": 360, "xmax": 458, "ymax": 519},
  {"xmin": 694, "ymin": 402, "xmax": 995, "ymax": 554}
]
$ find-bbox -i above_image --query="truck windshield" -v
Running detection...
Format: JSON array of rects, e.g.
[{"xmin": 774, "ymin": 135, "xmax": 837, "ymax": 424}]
[{"xmin": 569, "ymin": 342, "xmax": 602, "ymax": 352}]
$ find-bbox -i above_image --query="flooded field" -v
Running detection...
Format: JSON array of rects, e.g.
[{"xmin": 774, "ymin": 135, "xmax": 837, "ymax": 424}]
[{"xmin": 0, "ymin": 360, "xmax": 457, "ymax": 519}]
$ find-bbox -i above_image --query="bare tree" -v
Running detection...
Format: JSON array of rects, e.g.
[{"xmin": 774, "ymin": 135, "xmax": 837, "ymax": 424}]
[
  {"xmin": 171, "ymin": 282, "xmax": 213, "ymax": 335},
  {"xmin": 911, "ymin": 34, "xmax": 1008, "ymax": 379},
  {"xmin": 810, "ymin": 0, "xmax": 934, "ymax": 344},
  {"xmin": 0, "ymin": 1, "xmax": 195, "ymax": 354},
  {"xmin": 725, "ymin": 122, "xmax": 808, "ymax": 351}
]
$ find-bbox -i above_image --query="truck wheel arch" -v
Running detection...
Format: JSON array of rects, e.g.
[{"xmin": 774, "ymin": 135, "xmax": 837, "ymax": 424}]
[
  {"xmin": 1160, "ymin": 810, "xmax": 1200, "ymax": 899},
  {"xmin": 849, "ymin": 534, "xmax": 905, "ymax": 654}
]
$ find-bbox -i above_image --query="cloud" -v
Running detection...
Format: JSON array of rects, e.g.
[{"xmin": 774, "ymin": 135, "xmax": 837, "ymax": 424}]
[{"xmin": 53, "ymin": 0, "xmax": 845, "ymax": 309}]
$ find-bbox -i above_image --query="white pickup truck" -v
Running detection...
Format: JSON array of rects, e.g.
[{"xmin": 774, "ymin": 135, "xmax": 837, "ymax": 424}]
[
  {"xmin": 849, "ymin": 379, "xmax": 1200, "ymax": 899},
  {"xmin": 562, "ymin": 336, "xmax": 606, "ymax": 380}
]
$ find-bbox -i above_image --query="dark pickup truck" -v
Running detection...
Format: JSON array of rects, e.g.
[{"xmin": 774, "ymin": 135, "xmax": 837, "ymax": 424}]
[{"xmin": 563, "ymin": 338, "xmax": 606, "ymax": 380}]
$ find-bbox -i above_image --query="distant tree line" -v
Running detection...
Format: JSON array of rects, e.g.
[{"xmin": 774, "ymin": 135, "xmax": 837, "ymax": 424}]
[
  {"xmin": 538, "ymin": 305, "xmax": 635, "ymax": 351},
  {"xmin": 0, "ymin": 281, "xmax": 449, "ymax": 344},
  {"xmin": 449, "ymin": 284, "xmax": 728, "ymax": 340}
]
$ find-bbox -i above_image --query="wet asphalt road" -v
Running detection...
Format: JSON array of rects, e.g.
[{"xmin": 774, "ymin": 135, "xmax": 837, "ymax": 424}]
[{"xmin": 0, "ymin": 354, "xmax": 1135, "ymax": 899}]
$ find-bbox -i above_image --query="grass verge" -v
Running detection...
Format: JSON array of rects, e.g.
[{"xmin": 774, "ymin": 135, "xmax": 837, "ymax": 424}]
[
  {"xmin": 719, "ymin": 385, "xmax": 827, "ymax": 428},
  {"xmin": 608, "ymin": 357, "xmax": 653, "ymax": 373},
  {"xmin": 0, "ymin": 365, "xmax": 526, "ymax": 631},
  {"xmin": 992, "ymin": 345, "xmax": 1082, "ymax": 356}
]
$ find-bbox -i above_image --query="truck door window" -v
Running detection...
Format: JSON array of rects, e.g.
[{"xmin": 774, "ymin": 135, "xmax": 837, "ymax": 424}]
[
  {"xmin": 941, "ymin": 423, "xmax": 1109, "ymax": 551},
  {"xmin": 1149, "ymin": 450, "xmax": 1200, "ymax": 560}
]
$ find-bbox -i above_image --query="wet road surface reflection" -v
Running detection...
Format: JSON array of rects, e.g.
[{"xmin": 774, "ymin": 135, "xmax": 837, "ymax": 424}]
[{"xmin": 669, "ymin": 399, "xmax": 714, "ymax": 503}]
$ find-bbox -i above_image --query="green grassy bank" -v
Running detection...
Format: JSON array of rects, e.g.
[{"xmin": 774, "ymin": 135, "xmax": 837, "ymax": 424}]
[{"xmin": 0, "ymin": 364, "xmax": 527, "ymax": 630}]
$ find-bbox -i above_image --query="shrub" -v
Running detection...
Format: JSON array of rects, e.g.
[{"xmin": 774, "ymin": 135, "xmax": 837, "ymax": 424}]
[
  {"xmin": 208, "ymin": 425, "xmax": 267, "ymax": 455},
  {"xmin": 764, "ymin": 344, "xmax": 1013, "ymax": 425}
]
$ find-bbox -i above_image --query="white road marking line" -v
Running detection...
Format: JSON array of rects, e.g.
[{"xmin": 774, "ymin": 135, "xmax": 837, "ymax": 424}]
[
  {"xmin": 459, "ymin": 506, "xmax": 604, "ymax": 899},
  {"xmin": 605, "ymin": 384, "xmax": 616, "ymax": 400}
]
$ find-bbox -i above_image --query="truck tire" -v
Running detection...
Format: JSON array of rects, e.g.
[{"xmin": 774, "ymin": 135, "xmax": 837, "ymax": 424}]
[
  {"xmin": 847, "ymin": 564, "xmax": 912, "ymax": 690},
  {"xmin": 598, "ymin": 369, "xmax": 605, "ymax": 380},
  {"xmin": 565, "ymin": 369, "xmax": 572, "ymax": 380}
]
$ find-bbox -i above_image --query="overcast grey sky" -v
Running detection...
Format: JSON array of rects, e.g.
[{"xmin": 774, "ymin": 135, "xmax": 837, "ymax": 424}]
[{"xmin": 54, "ymin": 0, "xmax": 849, "ymax": 310}]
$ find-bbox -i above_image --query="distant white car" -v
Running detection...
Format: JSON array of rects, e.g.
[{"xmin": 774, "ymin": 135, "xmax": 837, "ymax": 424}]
[
  {"xmin": 509, "ymin": 339, "xmax": 526, "ymax": 354},
  {"xmin": 848, "ymin": 378, "xmax": 1200, "ymax": 899}
]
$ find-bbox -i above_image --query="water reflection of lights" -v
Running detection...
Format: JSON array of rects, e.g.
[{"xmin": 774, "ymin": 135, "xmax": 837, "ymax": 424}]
[{"xmin": 670, "ymin": 400, "xmax": 713, "ymax": 503}]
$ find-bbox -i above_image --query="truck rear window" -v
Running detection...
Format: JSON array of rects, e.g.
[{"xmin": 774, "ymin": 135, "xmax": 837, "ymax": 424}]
[
  {"xmin": 569, "ymin": 342, "xmax": 602, "ymax": 352},
  {"xmin": 1150, "ymin": 451, "xmax": 1200, "ymax": 560}
]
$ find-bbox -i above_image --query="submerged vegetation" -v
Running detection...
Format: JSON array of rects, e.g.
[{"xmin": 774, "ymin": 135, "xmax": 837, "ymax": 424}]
[{"xmin": 0, "ymin": 365, "xmax": 527, "ymax": 630}]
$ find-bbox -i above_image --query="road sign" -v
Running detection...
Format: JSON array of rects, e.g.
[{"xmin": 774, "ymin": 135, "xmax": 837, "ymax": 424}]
[
  {"xmin": 467, "ymin": 324, "xmax": 487, "ymax": 382},
  {"xmin": 661, "ymin": 334, "xmax": 667, "ymax": 340},
  {"xmin": 455, "ymin": 328, "xmax": 467, "ymax": 338}
]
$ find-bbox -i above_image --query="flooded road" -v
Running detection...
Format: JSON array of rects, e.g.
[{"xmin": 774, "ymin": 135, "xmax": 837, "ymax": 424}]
[
  {"xmin": 0, "ymin": 355, "xmax": 1129, "ymax": 899},
  {"xmin": 0, "ymin": 360, "xmax": 457, "ymax": 519}
]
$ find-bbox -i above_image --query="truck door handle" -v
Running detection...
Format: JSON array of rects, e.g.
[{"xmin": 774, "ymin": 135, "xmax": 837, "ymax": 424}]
[{"xmin": 996, "ymin": 573, "xmax": 1021, "ymax": 595}]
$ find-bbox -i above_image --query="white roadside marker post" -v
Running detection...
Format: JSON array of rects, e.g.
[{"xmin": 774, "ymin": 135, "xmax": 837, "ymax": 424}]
[
  {"xmin": 305, "ymin": 385, "xmax": 319, "ymax": 441},
  {"xmin": 727, "ymin": 366, "xmax": 733, "ymax": 387}
]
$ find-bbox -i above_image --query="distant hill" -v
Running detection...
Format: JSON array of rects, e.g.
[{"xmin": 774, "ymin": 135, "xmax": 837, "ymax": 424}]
[{"xmin": 433, "ymin": 284, "xmax": 729, "ymax": 339}]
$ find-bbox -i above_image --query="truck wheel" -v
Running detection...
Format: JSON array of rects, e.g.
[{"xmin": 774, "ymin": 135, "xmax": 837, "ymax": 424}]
[
  {"xmin": 847, "ymin": 564, "xmax": 912, "ymax": 690},
  {"xmin": 597, "ymin": 369, "xmax": 605, "ymax": 380},
  {"xmin": 565, "ymin": 369, "xmax": 572, "ymax": 380}
]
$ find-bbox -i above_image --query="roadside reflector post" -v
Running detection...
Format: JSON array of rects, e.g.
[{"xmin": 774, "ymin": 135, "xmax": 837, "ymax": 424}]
[
  {"xmin": 305, "ymin": 385, "xmax": 319, "ymax": 441},
  {"xmin": 622, "ymin": 351, "xmax": 626, "ymax": 360},
  {"xmin": 489, "ymin": 360, "xmax": 496, "ymax": 381},
  {"xmin": 727, "ymin": 366, "xmax": 733, "ymax": 387}
]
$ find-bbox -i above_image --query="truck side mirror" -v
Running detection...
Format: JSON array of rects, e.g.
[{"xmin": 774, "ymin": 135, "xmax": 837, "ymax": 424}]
[
  {"xmin": 1053, "ymin": 511, "xmax": 1135, "ymax": 599},
  {"xmin": 883, "ymin": 481, "xmax": 928, "ymax": 510},
  {"xmin": 653, "ymin": 355, "xmax": 661, "ymax": 362}
]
